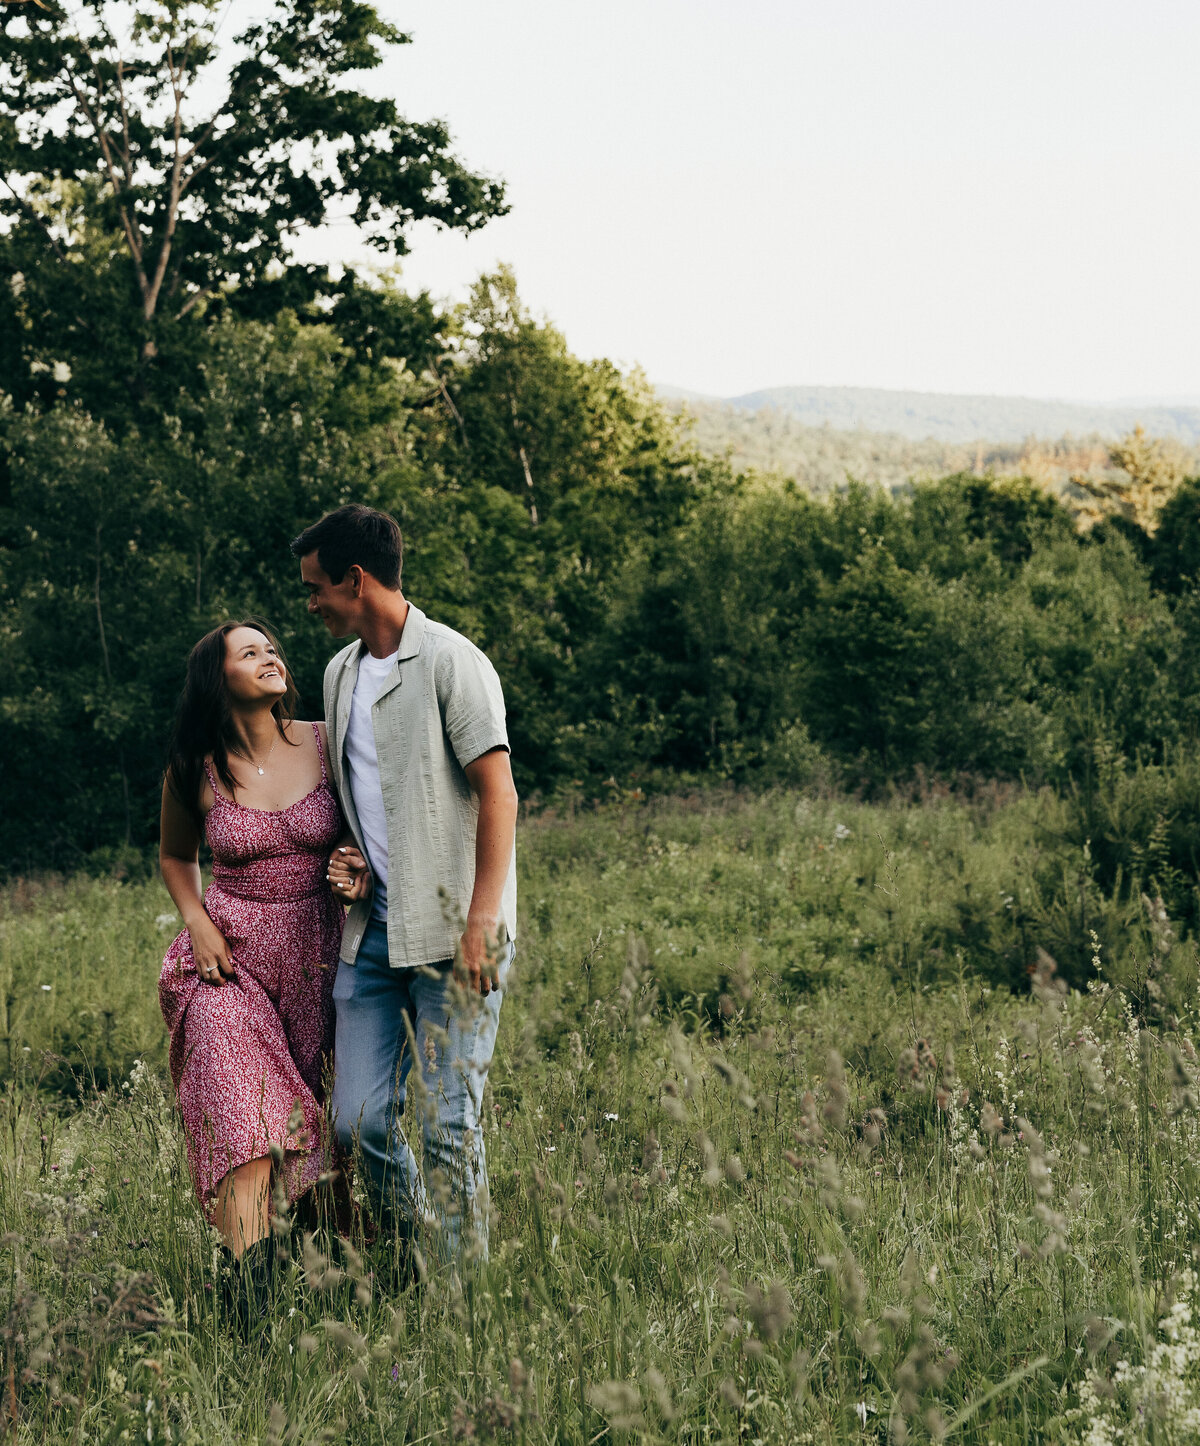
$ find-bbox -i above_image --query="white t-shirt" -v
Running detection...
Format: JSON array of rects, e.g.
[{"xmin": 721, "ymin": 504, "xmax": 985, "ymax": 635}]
[{"xmin": 344, "ymin": 647, "xmax": 398, "ymax": 920}]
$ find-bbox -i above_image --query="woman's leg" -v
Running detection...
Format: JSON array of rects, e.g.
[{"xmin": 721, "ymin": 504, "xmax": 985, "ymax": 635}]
[{"xmin": 209, "ymin": 1155, "xmax": 273, "ymax": 1256}]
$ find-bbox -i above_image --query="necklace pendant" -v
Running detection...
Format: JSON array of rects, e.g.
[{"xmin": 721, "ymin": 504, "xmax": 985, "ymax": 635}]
[{"xmin": 257, "ymin": 766, "xmax": 265, "ymax": 775}]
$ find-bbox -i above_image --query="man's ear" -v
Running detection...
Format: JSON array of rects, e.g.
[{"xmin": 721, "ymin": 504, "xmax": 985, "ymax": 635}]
[{"xmin": 348, "ymin": 564, "xmax": 366, "ymax": 597}]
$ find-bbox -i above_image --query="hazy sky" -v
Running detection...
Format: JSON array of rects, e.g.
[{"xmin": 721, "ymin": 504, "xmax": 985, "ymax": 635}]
[{"xmin": 290, "ymin": 0, "xmax": 1200, "ymax": 402}]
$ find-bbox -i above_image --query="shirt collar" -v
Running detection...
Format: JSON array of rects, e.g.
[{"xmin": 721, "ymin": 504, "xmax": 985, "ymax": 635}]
[{"xmin": 340, "ymin": 601, "xmax": 426, "ymax": 671}]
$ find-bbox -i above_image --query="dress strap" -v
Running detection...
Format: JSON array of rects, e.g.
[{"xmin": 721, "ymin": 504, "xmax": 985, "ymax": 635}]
[
  {"xmin": 312, "ymin": 721, "xmax": 329, "ymax": 785},
  {"xmin": 201, "ymin": 757, "xmax": 224, "ymax": 802}
]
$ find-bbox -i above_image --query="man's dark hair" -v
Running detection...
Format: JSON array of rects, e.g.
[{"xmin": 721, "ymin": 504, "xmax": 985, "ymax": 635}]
[{"xmin": 290, "ymin": 505, "xmax": 403, "ymax": 589}]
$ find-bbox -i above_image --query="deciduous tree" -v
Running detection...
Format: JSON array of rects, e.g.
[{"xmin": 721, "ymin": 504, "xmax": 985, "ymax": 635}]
[{"xmin": 0, "ymin": 0, "xmax": 505, "ymax": 413}]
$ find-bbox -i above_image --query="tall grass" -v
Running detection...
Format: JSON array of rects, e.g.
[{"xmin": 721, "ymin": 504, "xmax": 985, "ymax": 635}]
[{"xmin": 1, "ymin": 788, "xmax": 1199, "ymax": 1442}]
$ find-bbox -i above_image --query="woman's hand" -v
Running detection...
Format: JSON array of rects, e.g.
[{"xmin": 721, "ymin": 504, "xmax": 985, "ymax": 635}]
[
  {"xmin": 328, "ymin": 846, "xmax": 373, "ymax": 904},
  {"xmin": 188, "ymin": 913, "xmax": 237, "ymax": 986}
]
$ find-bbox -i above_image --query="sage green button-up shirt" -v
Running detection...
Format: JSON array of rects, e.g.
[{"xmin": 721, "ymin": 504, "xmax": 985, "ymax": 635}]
[{"xmin": 322, "ymin": 604, "xmax": 517, "ymax": 969}]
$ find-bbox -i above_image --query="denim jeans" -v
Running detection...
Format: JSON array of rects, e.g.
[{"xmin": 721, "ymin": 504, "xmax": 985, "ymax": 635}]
[{"xmin": 331, "ymin": 919, "xmax": 510, "ymax": 1260}]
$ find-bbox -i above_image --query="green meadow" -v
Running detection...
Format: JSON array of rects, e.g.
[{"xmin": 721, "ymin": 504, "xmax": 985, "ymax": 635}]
[{"xmin": 2, "ymin": 787, "xmax": 1200, "ymax": 1443}]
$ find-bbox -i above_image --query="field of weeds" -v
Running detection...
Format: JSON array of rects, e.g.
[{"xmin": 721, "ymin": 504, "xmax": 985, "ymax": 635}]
[{"xmin": 2, "ymin": 788, "xmax": 1200, "ymax": 1443}]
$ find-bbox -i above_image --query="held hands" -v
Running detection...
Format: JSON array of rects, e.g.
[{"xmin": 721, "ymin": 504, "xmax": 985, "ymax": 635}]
[
  {"xmin": 328, "ymin": 846, "xmax": 373, "ymax": 903},
  {"xmin": 190, "ymin": 915, "xmax": 237, "ymax": 986}
]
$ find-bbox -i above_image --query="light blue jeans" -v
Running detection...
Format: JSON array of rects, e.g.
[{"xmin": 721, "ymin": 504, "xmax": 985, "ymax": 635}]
[{"xmin": 331, "ymin": 920, "xmax": 510, "ymax": 1261}]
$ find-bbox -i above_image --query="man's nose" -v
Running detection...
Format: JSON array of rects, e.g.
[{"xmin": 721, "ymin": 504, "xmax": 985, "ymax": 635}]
[{"xmin": 306, "ymin": 594, "xmax": 319, "ymax": 612}]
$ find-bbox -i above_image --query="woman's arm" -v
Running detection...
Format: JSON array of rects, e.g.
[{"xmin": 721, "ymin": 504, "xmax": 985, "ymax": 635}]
[{"xmin": 159, "ymin": 776, "xmax": 237, "ymax": 985}]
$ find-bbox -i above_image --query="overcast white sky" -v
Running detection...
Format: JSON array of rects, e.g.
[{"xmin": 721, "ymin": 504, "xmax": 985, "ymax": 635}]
[{"xmin": 290, "ymin": 0, "xmax": 1200, "ymax": 402}]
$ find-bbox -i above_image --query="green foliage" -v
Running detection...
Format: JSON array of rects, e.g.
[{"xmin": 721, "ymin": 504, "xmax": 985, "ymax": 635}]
[
  {"xmin": 7, "ymin": 258, "xmax": 1200, "ymax": 866},
  {"xmin": 0, "ymin": 312, "xmax": 421, "ymax": 863},
  {"xmin": 1150, "ymin": 476, "xmax": 1200, "ymax": 592},
  {"xmin": 0, "ymin": 0, "xmax": 505, "ymax": 416}
]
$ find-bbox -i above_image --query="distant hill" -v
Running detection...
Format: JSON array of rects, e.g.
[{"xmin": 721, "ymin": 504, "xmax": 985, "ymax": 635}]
[
  {"xmin": 659, "ymin": 384, "xmax": 1200, "ymax": 447},
  {"xmin": 659, "ymin": 388, "xmax": 1200, "ymax": 501}
]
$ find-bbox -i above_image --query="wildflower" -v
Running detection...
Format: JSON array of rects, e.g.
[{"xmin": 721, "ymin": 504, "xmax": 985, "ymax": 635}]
[
  {"xmin": 1066, "ymin": 1270, "xmax": 1200, "ymax": 1442},
  {"xmin": 603, "ymin": 1112, "xmax": 619, "ymax": 1122},
  {"xmin": 40, "ymin": 985, "xmax": 51, "ymax": 993}
]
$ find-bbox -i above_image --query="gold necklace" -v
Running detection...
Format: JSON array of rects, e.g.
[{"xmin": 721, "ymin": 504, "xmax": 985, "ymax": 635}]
[{"xmin": 230, "ymin": 731, "xmax": 279, "ymax": 776}]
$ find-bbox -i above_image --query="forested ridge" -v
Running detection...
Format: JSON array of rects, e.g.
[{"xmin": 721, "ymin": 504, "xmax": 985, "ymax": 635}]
[
  {"xmin": 671, "ymin": 395, "xmax": 1200, "ymax": 498},
  {"xmin": 666, "ymin": 383, "xmax": 1200, "ymax": 445}
]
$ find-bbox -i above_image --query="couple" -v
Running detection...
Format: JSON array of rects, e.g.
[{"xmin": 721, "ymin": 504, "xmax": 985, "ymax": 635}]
[{"xmin": 158, "ymin": 504, "xmax": 518, "ymax": 1297}]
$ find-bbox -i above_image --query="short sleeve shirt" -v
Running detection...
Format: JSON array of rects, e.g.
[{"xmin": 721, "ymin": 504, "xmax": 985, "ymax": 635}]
[{"xmin": 323, "ymin": 605, "xmax": 516, "ymax": 968}]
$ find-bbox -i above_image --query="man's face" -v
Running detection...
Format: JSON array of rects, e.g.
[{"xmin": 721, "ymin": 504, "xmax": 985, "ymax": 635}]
[{"xmin": 300, "ymin": 553, "xmax": 361, "ymax": 639}]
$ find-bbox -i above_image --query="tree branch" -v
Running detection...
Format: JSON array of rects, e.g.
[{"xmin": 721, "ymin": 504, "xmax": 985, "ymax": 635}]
[
  {"xmin": 142, "ymin": 39, "xmax": 185, "ymax": 320},
  {"xmin": 175, "ymin": 282, "xmax": 216, "ymax": 321},
  {"xmin": 114, "ymin": 57, "xmax": 135, "ymax": 191},
  {"xmin": 64, "ymin": 66, "xmax": 147, "ymax": 282}
]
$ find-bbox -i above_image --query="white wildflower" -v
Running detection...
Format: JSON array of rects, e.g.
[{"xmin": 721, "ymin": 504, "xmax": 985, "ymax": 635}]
[{"xmin": 1066, "ymin": 1270, "xmax": 1200, "ymax": 1442}]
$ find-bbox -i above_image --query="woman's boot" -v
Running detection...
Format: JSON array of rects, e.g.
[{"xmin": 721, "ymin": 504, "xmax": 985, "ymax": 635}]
[{"xmin": 219, "ymin": 1233, "xmax": 278, "ymax": 1337}]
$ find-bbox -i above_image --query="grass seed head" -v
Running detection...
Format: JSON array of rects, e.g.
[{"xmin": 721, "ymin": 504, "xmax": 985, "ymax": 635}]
[
  {"xmin": 745, "ymin": 1278, "xmax": 794, "ymax": 1342},
  {"xmin": 588, "ymin": 1379, "xmax": 643, "ymax": 1430},
  {"xmin": 645, "ymin": 1366, "xmax": 675, "ymax": 1421}
]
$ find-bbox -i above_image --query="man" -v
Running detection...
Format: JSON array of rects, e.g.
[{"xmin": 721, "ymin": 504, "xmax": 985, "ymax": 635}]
[{"xmin": 290, "ymin": 504, "xmax": 518, "ymax": 1263}]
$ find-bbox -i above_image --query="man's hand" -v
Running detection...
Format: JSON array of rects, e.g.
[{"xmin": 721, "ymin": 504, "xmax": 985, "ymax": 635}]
[
  {"xmin": 327, "ymin": 845, "xmax": 372, "ymax": 903},
  {"xmin": 457, "ymin": 915, "xmax": 502, "ymax": 997}
]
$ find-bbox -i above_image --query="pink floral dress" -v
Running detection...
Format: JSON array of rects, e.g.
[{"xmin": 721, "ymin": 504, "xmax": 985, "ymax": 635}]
[{"xmin": 159, "ymin": 723, "xmax": 344, "ymax": 1205}]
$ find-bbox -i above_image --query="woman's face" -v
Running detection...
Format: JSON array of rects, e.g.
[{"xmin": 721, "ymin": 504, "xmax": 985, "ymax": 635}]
[{"xmin": 223, "ymin": 626, "xmax": 288, "ymax": 706}]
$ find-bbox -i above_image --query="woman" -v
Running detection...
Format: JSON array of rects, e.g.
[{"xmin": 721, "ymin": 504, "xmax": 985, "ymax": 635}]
[{"xmin": 158, "ymin": 619, "xmax": 363, "ymax": 1307}]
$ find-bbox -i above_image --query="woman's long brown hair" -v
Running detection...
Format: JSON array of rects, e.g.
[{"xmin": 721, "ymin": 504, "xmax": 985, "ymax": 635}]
[{"xmin": 165, "ymin": 618, "xmax": 300, "ymax": 826}]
